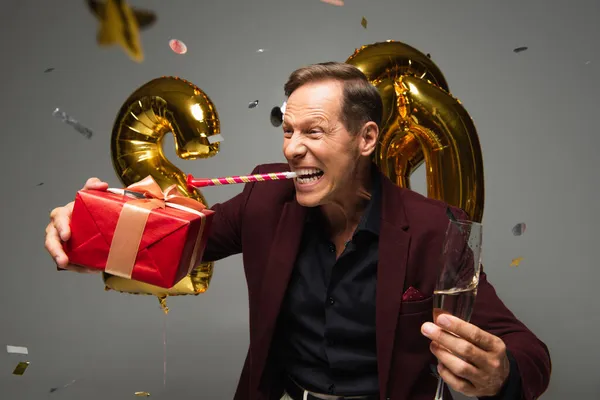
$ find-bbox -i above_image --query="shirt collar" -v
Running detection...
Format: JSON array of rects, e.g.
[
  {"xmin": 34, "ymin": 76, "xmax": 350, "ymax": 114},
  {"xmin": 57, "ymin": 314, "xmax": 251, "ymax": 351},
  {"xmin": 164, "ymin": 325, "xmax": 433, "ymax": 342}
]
[
  {"xmin": 305, "ymin": 163, "xmax": 381, "ymax": 237},
  {"xmin": 355, "ymin": 164, "xmax": 381, "ymax": 236}
]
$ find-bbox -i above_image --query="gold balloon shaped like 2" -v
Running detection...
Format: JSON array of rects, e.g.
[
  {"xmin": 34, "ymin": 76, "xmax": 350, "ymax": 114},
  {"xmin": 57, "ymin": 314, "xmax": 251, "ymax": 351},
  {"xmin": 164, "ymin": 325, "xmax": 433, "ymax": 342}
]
[
  {"xmin": 104, "ymin": 76, "xmax": 222, "ymax": 310},
  {"xmin": 346, "ymin": 41, "xmax": 485, "ymax": 222}
]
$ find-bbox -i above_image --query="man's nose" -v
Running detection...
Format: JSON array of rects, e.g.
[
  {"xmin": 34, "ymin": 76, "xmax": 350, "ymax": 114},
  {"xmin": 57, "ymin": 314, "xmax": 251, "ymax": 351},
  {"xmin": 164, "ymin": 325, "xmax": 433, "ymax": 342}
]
[{"xmin": 284, "ymin": 134, "xmax": 307, "ymax": 159}]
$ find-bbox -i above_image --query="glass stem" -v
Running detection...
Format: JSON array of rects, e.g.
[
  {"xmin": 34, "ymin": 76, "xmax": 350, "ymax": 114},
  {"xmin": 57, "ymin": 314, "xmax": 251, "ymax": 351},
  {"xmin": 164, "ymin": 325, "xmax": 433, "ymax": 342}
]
[{"xmin": 434, "ymin": 376, "xmax": 445, "ymax": 400}]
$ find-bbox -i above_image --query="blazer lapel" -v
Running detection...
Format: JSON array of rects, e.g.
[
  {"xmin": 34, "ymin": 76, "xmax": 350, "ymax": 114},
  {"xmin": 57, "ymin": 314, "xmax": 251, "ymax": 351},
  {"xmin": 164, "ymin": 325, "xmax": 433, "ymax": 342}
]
[
  {"xmin": 376, "ymin": 178, "xmax": 411, "ymax": 398},
  {"xmin": 251, "ymin": 198, "xmax": 306, "ymax": 393}
]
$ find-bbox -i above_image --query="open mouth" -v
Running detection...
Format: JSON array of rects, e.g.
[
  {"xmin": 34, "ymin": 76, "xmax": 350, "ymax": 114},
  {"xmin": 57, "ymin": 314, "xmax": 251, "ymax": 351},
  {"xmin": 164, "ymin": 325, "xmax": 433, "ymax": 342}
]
[{"xmin": 295, "ymin": 168, "xmax": 324, "ymax": 184}]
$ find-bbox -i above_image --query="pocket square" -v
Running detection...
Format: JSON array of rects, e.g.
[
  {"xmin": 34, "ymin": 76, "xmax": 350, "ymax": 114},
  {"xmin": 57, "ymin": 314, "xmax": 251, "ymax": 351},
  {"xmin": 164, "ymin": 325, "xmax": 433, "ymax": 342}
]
[{"xmin": 402, "ymin": 286, "xmax": 426, "ymax": 301}]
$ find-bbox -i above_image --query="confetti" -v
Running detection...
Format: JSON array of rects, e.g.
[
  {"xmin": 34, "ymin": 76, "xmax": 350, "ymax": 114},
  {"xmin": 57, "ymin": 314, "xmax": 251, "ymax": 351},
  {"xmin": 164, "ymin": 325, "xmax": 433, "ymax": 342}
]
[
  {"xmin": 49, "ymin": 379, "xmax": 77, "ymax": 393},
  {"xmin": 37, "ymin": 182, "xmax": 44, "ymax": 186},
  {"xmin": 207, "ymin": 134, "xmax": 224, "ymax": 144},
  {"xmin": 12, "ymin": 361, "xmax": 30, "ymax": 376},
  {"xmin": 86, "ymin": 0, "xmax": 156, "ymax": 62},
  {"xmin": 135, "ymin": 392, "xmax": 151, "ymax": 397},
  {"xmin": 6, "ymin": 345, "xmax": 28, "ymax": 355},
  {"xmin": 256, "ymin": 48, "xmax": 267, "ymax": 53},
  {"xmin": 361, "ymin": 17, "xmax": 367, "ymax": 29},
  {"xmin": 44, "ymin": 68, "xmax": 55, "ymax": 73},
  {"xmin": 512, "ymin": 222, "xmax": 526, "ymax": 236},
  {"xmin": 320, "ymin": 0, "xmax": 344, "ymax": 5},
  {"xmin": 270, "ymin": 106, "xmax": 283, "ymax": 127},
  {"xmin": 52, "ymin": 108, "xmax": 93, "ymax": 139},
  {"xmin": 427, "ymin": 53, "xmax": 431, "ymax": 58},
  {"xmin": 585, "ymin": 60, "xmax": 591, "ymax": 65},
  {"xmin": 169, "ymin": 39, "xmax": 187, "ymax": 55},
  {"xmin": 510, "ymin": 257, "xmax": 524, "ymax": 267},
  {"xmin": 513, "ymin": 47, "xmax": 528, "ymax": 53},
  {"xmin": 248, "ymin": 100, "xmax": 259, "ymax": 109}
]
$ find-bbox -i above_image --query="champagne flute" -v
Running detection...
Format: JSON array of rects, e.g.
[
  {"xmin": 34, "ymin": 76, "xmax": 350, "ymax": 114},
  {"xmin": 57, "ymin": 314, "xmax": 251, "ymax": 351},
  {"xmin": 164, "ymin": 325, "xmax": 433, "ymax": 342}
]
[{"xmin": 432, "ymin": 217, "xmax": 483, "ymax": 400}]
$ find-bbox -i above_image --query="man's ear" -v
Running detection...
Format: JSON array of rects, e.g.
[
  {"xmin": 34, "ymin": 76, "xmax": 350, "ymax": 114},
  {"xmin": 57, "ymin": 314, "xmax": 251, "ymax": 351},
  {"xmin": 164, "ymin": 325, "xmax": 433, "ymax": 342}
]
[{"xmin": 359, "ymin": 121, "xmax": 379, "ymax": 157}]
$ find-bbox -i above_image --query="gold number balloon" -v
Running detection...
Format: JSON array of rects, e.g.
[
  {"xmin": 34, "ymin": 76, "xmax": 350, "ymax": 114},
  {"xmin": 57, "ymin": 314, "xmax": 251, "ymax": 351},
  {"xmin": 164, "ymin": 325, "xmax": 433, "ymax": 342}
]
[
  {"xmin": 104, "ymin": 76, "xmax": 222, "ymax": 311},
  {"xmin": 346, "ymin": 41, "xmax": 485, "ymax": 222}
]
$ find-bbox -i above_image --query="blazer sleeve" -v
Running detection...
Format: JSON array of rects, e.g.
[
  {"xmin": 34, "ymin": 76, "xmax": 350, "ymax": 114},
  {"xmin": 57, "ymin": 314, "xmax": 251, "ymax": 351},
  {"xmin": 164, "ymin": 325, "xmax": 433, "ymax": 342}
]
[
  {"xmin": 201, "ymin": 165, "xmax": 261, "ymax": 262},
  {"xmin": 450, "ymin": 206, "xmax": 552, "ymax": 400}
]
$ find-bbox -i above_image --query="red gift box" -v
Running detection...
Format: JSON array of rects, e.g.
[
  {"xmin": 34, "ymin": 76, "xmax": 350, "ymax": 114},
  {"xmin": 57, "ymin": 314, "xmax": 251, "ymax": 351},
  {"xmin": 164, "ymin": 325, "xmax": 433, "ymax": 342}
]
[{"xmin": 63, "ymin": 176, "xmax": 214, "ymax": 289}]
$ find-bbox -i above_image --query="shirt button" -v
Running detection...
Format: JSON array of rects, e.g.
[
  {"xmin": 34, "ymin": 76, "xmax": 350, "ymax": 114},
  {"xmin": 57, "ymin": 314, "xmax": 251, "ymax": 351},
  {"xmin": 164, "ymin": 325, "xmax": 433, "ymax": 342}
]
[
  {"xmin": 328, "ymin": 244, "xmax": 335, "ymax": 253},
  {"xmin": 328, "ymin": 297, "xmax": 335, "ymax": 305}
]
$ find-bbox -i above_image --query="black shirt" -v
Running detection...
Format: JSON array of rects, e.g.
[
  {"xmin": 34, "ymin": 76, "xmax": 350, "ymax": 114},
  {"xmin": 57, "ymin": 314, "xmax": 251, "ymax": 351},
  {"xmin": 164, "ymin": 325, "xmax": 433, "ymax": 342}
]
[
  {"xmin": 274, "ymin": 168, "xmax": 523, "ymax": 398},
  {"xmin": 275, "ymin": 169, "xmax": 382, "ymax": 396}
]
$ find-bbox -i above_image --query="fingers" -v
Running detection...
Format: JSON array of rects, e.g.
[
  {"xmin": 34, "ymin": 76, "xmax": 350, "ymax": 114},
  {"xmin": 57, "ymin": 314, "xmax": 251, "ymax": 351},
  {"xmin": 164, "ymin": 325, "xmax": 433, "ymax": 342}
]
[
  {"xmin": 63, "ymin": 264, "xmax": 102, "ymax": 274},
  {"xmin": 436, "ymin": 362, "xmax": 477, "ymax": 397},
  {"xmin": 430, "ymin": 342, "xmax": 479, "ymax": 383},
  {"xmin": 422, "ymin": 320, "xmax": 488, "ymax": 368},
  {"xmin": 435, "ymin": 314, "xmax": 498, "ymax": 352},
  {"xmin": 49, "ymin": 202, "xmax": 74, "ymax": 242},
  {"xmin": 45, "ymin": 223, "xmax": 69, "ymax": 268},
  {"xmin": 82, "ymin": 177, "xmax": 109, "ymax": 191},
  {"xmin": 47, "ymin": 202, "xmax": 75, "ymax": 266}
]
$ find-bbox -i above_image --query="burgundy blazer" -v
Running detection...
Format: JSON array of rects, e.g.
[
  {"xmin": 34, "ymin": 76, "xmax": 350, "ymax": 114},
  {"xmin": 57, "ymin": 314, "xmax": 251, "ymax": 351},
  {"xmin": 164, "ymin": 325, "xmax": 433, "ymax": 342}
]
[{"xmin": 202, "ymin": 163, "xmax": 551, "ymax": 400}]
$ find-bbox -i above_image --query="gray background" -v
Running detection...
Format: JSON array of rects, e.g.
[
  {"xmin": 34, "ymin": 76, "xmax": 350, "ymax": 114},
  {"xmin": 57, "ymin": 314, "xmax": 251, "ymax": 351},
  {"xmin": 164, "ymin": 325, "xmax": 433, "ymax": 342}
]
[{"xmin": 0, "ymin": 0, "xmax": 598, "ymax": 398}]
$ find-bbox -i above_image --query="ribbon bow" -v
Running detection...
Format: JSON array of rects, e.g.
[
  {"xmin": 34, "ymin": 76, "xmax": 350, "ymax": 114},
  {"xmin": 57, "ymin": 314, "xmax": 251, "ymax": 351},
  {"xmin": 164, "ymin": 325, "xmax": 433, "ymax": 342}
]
[
  {"xmin": 124, "ymin": 175, "xmax": 206, "ymax": 212},
  {"xmin": 105, "ymin": 176, "xmax": 207, "ymax": 281}
]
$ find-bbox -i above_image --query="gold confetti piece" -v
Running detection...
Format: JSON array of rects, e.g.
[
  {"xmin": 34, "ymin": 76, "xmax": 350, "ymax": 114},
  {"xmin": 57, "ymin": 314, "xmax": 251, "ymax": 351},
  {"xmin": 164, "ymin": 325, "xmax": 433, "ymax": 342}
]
[
  {"xmin": 86, "ymin": 0, "xmax": 157, "ymax": 62},
  {"xmin": 510, "ymin": 257, "xmax": 524, "ymax": 267},
  {"xmin": 135, "ymin": 391, "xmax": 150, "ymax": 397},
  {"xmin": 158, "ymin": 296, "xmax": 169, "ymax": 314},
  {"xmin": 12, "ymin": 361, "xmax": 30, "ymax": 376},
  {"xmin": 361, "ymin": 17, "xmax": 367, "ymax": 29}
]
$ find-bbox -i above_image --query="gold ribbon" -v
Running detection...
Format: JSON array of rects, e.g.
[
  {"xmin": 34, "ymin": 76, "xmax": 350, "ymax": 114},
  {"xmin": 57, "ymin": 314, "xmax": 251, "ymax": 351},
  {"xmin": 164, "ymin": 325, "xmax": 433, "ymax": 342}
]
[{"xmin": 105, "ymin": 176, "xmax": 207, "ymax": 280}]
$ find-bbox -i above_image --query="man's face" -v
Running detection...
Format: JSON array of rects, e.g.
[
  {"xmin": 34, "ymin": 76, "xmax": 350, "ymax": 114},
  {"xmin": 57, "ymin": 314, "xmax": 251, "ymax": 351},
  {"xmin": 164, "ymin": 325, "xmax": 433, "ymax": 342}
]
[{"xmin": 282, "ymin": 80, "xmax": 365, "ymax": 207}]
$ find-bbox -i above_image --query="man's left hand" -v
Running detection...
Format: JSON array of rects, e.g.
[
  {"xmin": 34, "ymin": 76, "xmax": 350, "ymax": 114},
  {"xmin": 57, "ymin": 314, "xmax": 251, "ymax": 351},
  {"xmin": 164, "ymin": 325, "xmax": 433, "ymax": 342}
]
[{"xmin": 421, "ymin": 314, "xmax": 510, "ymax": 398}]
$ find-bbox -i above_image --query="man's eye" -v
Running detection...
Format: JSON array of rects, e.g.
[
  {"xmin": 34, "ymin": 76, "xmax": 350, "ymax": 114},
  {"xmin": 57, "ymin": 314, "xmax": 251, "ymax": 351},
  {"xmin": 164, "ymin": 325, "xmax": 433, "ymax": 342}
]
[{"xmin": 309, "ymin": 129, "xmax": 322, "ymax": 134}]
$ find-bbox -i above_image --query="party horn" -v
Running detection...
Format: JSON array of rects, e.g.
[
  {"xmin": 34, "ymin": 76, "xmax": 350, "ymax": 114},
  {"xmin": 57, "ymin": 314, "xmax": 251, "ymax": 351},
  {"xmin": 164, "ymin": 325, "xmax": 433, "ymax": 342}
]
[{"xmin": 187, "ymin": 171, "xmax": 297, "ymax": 189}]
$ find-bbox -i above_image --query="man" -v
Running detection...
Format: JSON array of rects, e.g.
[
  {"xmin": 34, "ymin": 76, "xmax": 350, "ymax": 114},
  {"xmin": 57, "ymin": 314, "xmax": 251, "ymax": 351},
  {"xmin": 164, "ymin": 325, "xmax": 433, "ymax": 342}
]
[{"xmin": 45, "ymin": 62, "xmax": 551, "ymax": 400}]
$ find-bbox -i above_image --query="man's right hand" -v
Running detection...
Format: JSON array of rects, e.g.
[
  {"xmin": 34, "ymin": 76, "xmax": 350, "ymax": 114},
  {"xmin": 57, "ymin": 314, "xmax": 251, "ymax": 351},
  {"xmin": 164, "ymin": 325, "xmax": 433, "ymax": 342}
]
[{"xmin": 44, "ymin": 177, "xmax": 109, "ymax": 273}]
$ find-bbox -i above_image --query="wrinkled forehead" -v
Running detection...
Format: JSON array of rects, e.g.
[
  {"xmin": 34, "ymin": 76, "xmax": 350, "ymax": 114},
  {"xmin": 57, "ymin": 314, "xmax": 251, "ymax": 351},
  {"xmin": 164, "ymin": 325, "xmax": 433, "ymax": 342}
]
[{"xmin": 283, "ymin": 81, "xmax": 343, "ymax": 126}]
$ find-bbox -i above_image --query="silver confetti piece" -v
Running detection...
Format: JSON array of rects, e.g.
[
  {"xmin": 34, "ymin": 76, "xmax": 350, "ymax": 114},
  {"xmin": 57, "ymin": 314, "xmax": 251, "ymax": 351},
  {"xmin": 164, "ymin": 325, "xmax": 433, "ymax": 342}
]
[
  {"xmin": 248, "ymin": 100, "xmax": 259, "ymax": 109},
  {"xmin": 513, "ymin": 47, "xmax": 528, "ymax": 53},
  {"xmin": 512, "ymin": 222, "xmax": 526, "ymax": 236},
  {"xmin": 207, "ymin": 134, "xmax": 224, "ymax": 144},
  {"xmin": 49, "ymin": 379, "xmax": 77, "ymax": 393},
  {"xmin": 52, "ymin": 108, "xmax": 93, "ymax": 139},
  {"xmin": 6, "ymin": 345, "xmax": 28, "ymax": 355}
]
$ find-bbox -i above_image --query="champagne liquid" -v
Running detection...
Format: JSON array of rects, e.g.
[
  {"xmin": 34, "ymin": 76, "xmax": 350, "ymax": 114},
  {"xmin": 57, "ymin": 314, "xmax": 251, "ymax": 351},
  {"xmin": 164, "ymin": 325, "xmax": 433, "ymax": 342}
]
[{"xmin": 433, "ymin": 285, "xmax": 477, "ymax": 323}]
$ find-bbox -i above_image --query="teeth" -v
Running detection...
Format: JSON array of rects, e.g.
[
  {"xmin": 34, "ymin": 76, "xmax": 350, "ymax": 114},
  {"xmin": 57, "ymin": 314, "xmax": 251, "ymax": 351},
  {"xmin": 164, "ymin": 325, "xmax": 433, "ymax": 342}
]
[
  {"xmin": 295, "ymin": 168, "xmax": 322, "ymax": 176},
  {"xmin": 295, "ymin": 167, "xmax": 324, "ymax": 184},
  {"xmin": 297, "ymin": 175, "xmax": 322, "ymax": 184}
]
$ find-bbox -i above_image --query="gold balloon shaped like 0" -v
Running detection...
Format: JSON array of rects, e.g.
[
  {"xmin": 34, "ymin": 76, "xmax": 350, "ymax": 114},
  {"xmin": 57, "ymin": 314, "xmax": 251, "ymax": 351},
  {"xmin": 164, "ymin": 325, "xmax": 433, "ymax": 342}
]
[
  {"xmin": 105, "ymin": 76, "xmax": 222, "ymax": 310},
  {"xmin": 346, "ymin": 41, "xmax": 485, "ymax": 222}
]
